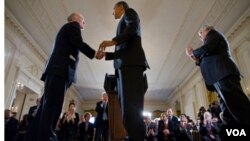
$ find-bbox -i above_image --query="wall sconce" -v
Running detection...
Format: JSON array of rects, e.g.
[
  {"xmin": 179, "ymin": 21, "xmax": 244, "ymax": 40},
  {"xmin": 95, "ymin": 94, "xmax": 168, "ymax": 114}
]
[
  {"xmin": 11, "ymin": 106, "xmax": 18, "ymax": 113},
  {"xmin": 17, "ymin": 82, "xmax": 24, "ymax": 89}
]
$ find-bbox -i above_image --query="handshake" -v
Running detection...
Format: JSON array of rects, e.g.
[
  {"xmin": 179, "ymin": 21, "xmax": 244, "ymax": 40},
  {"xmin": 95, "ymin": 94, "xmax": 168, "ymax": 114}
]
[
  {"xmin": 95, "ymin": 50, "xmax": 105, "ymax": 60},
  {"xmin": 95, "ymin": 40, "xmax": 116, "ymax": 60}
]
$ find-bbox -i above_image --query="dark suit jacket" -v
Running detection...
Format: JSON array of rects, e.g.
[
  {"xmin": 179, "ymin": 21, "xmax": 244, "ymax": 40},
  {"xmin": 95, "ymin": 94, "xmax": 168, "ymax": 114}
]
[
  {"xmin": 157, "ymin": 120, "xmax": 167, "ymax": 140},
  {"xmin": 5, "ymin": 117, "xmax": 19, "ymax": 141},
  {"xmin": 193, "ymin": 29, "xmax": 240, "ymax": 86},
  {"xmin": 168, "ymin": 116, "xmax": 180, "ymax": 137},
  {"xmin": 41, "ymin": 21, "xmax": 96, "ymax": 83},
  {"xmin": 94, "ymin": 101, "xmax": 109, "ymax": 128},
  {"xmin": 157, "ymin": 117, "xmax": 180, "ymax": 141},
  {"xmin": 59, "ymin": 112, "xmax": 80, "ymax": 135},
  {"xmin": 105, "ymin": 8, "xmax": 149, "ymax": 70},
  {"xmin": 27, "ymin": 105, "xmax": 37, "ymax": 123},
  {"xmin": 78, "ymin": 122, "xmax": 94, "ymax": 141}
]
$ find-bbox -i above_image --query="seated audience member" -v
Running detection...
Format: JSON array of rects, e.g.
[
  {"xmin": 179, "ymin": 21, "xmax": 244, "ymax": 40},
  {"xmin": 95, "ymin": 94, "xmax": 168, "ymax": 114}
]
[
  {"xmin": 157, "ymin": 113, "xmax": 170, "ymax": 141},
  {"xmin": 166, "ymin": 108, "xmax": 180, "ymax": 141},
  {"xmin": 178, "ymin": 114, "xmax": 194, "ymax": 141},
  {"xmin": 144, "ymin": 115, "xmax": 157, "ymax": 141}
]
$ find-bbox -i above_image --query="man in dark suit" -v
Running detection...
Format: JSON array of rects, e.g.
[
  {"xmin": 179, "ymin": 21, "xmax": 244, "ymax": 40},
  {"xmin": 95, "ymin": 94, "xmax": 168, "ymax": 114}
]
[
  {"xmin": 27, "ymin": 97, "xmax": 41, "ymax": 123},
  {"xmin": 99, "ymin": 1, "xmax": 149, "ymax": 140},
  {"xmin": 25, "ymin": 13, "xmax": 103, "ymax": 141},
  {"xmin": 94, "ymin": 92, "xmax": 109, "ymax": 141},
  {"xmin": 186, "ymin": 25, "xmax": 250, "ymax": 126},
  {"xmin": 166, "ymin": 108, "xmax": 180, "ymax": 141}
]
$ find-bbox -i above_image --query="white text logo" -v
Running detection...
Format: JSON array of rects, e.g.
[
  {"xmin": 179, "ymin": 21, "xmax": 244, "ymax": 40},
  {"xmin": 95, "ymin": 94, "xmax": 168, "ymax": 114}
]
[{"xmin": 226, "ymin": 129, "xmax": 246, "ymax": 136}]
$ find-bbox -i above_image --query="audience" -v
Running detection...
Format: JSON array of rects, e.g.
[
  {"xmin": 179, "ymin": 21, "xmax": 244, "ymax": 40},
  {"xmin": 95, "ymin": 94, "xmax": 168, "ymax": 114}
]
[
  {"xmin": 5, "ymin": 109, "xmax": 19, "ymax": 141},
  {"xmin": 5, "ymin": 96, "xmax": 228, "ymax": 141},
  {"xmin": 15, "ymin": 114, "xmax": 29, "ymax": 141}
]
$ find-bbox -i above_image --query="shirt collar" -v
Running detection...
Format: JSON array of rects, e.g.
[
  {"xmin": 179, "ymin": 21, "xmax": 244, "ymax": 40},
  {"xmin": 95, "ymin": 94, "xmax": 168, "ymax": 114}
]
[{"xmin": 119, "ymin": 13, "xmax": 124, "ymax": 20}]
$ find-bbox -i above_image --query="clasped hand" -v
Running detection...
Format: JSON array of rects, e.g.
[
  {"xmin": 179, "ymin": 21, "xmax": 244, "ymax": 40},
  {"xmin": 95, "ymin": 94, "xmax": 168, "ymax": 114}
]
[
  {"xmin": 95, "ymin": 40, "xmax": 116, "ymax": 60},
  {"xmin": 95, "ymin": 50, "xmax": 105, "ymax": 60},
  {"xmin": 99, "ymin": 40, "xmax": 116, "ymax": 51}
]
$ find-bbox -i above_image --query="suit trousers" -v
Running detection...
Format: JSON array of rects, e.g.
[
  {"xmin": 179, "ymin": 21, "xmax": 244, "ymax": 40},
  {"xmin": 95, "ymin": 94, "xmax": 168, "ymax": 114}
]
[
  {"xmin": 94, "ymin": 120, "xmax": 109, "ymax": 141},
  {"xmin": 213, "ymin": 75, "xmax": 250, "ymax": 125},
  {"xmin": 25, "ymin": 74, "xmax": 70, "ymax": 141},
  {"xmin": 117, "ymin": 67, "xmax": 145, "ymax": 141}
]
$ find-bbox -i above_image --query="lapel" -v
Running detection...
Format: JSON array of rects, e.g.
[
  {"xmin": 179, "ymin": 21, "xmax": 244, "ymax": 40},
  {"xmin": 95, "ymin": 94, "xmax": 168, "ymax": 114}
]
[
  {"xmin": 103, "ymin": 102, "xmax": 108, "ymax": 112},
  {"xmin": 85, "ymin": 122, "xmax": 88, "ymax": 131},
  {"xmin": 116, "ymin": 16, "xmax": 124, "ymax": 36}
]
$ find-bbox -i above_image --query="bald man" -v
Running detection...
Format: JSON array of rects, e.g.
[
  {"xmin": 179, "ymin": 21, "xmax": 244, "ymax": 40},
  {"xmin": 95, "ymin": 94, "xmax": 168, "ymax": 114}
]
[{"xmin": 25, "ymin": 13, "xmax": 104, "ymax": 141}]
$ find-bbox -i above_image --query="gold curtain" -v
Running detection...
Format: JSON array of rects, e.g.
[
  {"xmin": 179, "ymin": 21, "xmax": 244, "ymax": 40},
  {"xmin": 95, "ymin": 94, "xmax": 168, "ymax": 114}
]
[{"xmin": 207, "ymin": 91, "xmax": 218, "ymax": 104}]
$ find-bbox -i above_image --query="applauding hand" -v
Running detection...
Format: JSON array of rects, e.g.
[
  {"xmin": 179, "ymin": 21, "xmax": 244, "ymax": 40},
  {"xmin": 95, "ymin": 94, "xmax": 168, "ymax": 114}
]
[{"xmin": 186, "ymin": 46, "xmax": 199, "ymax": 63}]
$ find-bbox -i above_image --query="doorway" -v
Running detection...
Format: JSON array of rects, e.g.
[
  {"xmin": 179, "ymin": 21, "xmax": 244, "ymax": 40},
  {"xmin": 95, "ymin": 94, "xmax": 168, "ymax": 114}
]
[{"xmin": 11, "ymin": 84, "xmax": 39, "ymax": 121}]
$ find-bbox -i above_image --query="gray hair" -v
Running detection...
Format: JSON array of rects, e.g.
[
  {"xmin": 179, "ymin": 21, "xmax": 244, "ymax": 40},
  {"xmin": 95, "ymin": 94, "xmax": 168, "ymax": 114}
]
[
  {"xmin": 67, "ymin": 13, "xmax": 82, "ymax": 22},
  {"xmin": 199, "ymin": 25, "xmax": 214, "ymax": 33}
]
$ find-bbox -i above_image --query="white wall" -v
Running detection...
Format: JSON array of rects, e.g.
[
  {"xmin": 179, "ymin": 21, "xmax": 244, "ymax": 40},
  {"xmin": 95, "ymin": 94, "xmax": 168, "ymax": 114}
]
[{"xmin": 227, "ymin": 9, "xmax": 250, "ymax": 97}]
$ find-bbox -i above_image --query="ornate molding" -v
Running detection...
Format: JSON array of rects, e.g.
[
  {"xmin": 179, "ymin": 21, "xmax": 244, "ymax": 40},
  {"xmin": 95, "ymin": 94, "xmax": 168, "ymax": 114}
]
[
  {"xmin": 208, "ymin": 0, "xmax": 236, "ymax": 25},
  {"xmin": 17, "ymin": 67, "xmax": 43, "ymax": 95},
  {"xmin": 5, "ymin": 8, "xmax": 47, "ymax": 64},
  {"xmin": 190, "ymin": 0, "xmax": 236, "ymax": 47},
  {"xmin": 26, "ymin": 65, "xmax": 40, "ymax": 78},
  {"xmin": 22, "ymin": 0, "xmax": 57, "ymax": 39},
  {"xmin": 226, "ymin": 8, "xmax": 250, "ymax": 41}
]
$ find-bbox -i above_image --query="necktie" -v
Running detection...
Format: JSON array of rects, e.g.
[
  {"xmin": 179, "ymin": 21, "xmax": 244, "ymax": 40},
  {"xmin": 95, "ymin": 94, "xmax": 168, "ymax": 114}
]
[
  {"xmin": 102, "ymin": 102, "xmax": 108, "ymax": 120},
  {"xmin": 85, "ymin": 122, "xmax": 88, "ymax": 131},
  {"xmin": 104, "ymin": 102, "xmax": 107, "ymax": 110}
]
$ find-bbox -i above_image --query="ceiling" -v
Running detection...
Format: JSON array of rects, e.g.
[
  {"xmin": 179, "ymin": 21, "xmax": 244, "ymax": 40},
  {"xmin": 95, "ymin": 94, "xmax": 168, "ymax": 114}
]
[{"xmin": 5, "ymin": 0, "xmax": 250, "ymax": 102}]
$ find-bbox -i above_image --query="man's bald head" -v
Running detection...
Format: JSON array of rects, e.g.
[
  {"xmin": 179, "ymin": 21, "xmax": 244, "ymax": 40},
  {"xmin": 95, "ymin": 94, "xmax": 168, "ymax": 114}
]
[
  {"xmin": 67, "ymin": 13, "xmax": 85, "ymax": 29},
  {"xmin": 67, "ymin": 13, "xmax": 82, "ymax": 22}
]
